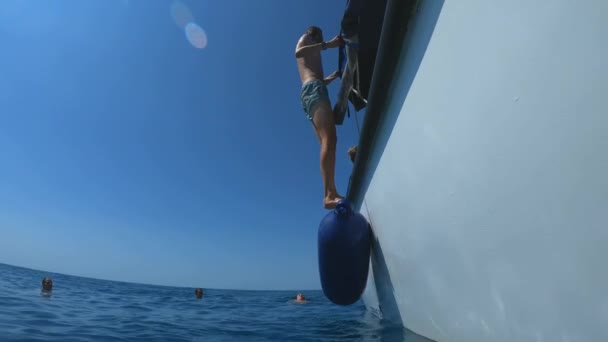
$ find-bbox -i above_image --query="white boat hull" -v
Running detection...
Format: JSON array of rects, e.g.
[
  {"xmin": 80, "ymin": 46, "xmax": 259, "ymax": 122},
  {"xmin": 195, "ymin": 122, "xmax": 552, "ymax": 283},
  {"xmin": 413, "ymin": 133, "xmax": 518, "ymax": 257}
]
[{"xmin": 356, "ymin": 0, "xmax": 608, "ymax": 341}]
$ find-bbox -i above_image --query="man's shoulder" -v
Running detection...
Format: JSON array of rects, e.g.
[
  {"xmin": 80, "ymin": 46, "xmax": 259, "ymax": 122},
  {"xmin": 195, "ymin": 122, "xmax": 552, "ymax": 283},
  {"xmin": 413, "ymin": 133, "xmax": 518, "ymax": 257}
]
[{"xmin": 296, "ymin": 35, "xmax": 306, "ymax": 48}]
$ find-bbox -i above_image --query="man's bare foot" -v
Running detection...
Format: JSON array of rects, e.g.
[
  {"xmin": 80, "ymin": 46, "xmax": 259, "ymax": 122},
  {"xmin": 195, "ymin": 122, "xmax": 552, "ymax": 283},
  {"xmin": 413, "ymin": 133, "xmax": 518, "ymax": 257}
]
[
  {"xmin": 347, "ymin": 145, "xmax": 357, "ymax": 163},
  {"xmin": 324, "ymin": 195, "xmax": 344, "ymax": 209}
]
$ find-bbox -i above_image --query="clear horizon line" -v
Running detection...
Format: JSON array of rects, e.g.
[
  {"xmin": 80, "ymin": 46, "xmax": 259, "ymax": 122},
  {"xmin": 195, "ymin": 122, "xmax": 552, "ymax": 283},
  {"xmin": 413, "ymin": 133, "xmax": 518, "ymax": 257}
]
[{"xmin": 0, "ymin": 262, "xmax": 322, "ymax": 292}]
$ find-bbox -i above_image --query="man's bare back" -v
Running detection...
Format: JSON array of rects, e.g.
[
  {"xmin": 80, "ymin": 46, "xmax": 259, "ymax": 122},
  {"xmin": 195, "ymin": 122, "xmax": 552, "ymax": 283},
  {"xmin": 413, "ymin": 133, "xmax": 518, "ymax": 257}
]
[
  {"xmin": 295, "ymin": 28, "xmax": 342, "ymax": 85},
  {"xmin": 296, "ymin": 34, "xmax": 325, "ymax": 84}
]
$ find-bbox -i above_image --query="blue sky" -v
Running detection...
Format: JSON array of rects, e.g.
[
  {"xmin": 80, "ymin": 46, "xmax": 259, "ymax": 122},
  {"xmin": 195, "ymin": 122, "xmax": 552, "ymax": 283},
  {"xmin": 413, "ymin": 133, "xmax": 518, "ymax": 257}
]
[{"xmin": 0, "ymin": 0, "xmax": 363, "ymax": 290}]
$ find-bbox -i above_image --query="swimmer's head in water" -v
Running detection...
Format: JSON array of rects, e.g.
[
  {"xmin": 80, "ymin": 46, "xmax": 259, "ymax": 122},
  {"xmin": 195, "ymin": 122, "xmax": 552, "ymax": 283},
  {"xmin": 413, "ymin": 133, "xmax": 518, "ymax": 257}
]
[
  {"xmin": 194, "ymin": 288, "xmax": 203, "ymax": 299},
  {"xmin": 42, "ymin": 277, "xmax": 53, "ymax": 291},
  {"xmin": 305, "ymin": 26, "xmax": 323, "ymax": 44},
  {"xmin": 296, "ymin": 293, "xmax": 306, "ymax": 302}
]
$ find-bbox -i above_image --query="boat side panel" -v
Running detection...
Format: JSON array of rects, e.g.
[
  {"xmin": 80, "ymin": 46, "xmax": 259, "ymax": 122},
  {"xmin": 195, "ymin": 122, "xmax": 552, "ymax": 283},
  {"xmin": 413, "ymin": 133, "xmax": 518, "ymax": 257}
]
[{"xmin": 362, "ymin": 0, "xmax": 608, "ymax": 341}]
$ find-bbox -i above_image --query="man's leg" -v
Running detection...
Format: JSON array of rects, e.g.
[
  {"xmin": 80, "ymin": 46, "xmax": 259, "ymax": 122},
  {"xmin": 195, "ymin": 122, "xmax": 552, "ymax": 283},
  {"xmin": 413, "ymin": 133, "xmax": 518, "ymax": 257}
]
[{"xmin": 312, "ymin": 101, "xmax": 344, "ymax": 209}]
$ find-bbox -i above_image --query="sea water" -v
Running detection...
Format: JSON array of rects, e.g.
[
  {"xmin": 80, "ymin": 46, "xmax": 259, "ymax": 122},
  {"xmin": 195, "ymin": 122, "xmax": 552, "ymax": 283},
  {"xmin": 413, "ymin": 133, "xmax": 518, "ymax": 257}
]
[{"xmin": 0, "ymin": 263, "xmax": 429, "ymax": 341}]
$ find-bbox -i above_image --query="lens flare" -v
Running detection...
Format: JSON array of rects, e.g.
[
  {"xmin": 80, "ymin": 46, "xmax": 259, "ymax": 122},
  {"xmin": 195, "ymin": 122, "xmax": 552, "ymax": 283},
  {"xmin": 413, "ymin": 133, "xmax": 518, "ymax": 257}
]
[
  {"xmin": 170, "ymin": 1, "xmax": 207, "ymax": 49},
  {"xmin": 170, "ymin": 0, "xmax": 194, "ymax": 30},
  {"xmin": 185, "ymin": 22, "xmax": 207, "ymax": 49}
]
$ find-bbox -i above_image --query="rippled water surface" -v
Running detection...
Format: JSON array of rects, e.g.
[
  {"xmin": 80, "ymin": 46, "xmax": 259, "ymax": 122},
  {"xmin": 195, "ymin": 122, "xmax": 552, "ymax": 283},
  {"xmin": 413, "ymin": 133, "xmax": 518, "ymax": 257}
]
[{"xmin": 0, "ymin": 263, "xmax": 431, "ymax": 341}]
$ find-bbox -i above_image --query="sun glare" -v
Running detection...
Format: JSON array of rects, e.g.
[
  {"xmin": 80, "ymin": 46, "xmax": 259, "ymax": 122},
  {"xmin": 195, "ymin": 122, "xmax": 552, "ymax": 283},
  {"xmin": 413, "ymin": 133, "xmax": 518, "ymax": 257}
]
[{"xmin": 170, "ymin": 0, "xmax": 207, "ymax": 49}]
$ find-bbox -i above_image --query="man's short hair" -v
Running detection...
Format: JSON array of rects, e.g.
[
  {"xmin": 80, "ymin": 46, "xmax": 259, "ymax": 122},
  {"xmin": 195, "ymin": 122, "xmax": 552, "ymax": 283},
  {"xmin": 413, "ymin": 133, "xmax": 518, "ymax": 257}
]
[{"xmin": 305, "ymin": 26, "xmax": 323, "ymax": 43}]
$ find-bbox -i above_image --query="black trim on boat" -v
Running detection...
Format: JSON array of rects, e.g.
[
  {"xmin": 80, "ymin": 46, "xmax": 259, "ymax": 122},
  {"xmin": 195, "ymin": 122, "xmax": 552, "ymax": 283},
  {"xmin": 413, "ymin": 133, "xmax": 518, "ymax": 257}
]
[{"xmin": 347, "ymin": 0, "xmax": 418, "ymax": 209}]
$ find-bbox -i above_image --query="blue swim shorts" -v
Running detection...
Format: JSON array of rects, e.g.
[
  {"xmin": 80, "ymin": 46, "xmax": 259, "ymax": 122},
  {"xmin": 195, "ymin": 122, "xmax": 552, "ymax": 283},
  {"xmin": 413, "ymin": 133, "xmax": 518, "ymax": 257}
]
[{"xmin": 300, "ymin": 79, "xmax": 330, "ymax": 121}]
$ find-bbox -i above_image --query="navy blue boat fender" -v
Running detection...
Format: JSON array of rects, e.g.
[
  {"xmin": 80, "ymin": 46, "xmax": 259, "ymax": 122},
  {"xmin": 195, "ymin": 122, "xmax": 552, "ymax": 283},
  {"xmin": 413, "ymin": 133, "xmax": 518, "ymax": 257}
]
[{"xmin": 318, "ymin": 199, "xmax": 371, "ymax": 305}]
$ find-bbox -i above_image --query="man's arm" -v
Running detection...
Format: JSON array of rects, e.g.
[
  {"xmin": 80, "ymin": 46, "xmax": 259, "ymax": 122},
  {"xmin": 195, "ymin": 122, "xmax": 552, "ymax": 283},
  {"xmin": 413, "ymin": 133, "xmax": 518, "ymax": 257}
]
[
  {"xmin": 295, "ymin": 42, "xmax": 326, "ymax": 58},
  {"xmin": 324, "ymin": 71, "xmax": 341, "ymax": 85},
  {"xmin": 295, "ymin": 35, "xmax": 343, "ymax": 58}
]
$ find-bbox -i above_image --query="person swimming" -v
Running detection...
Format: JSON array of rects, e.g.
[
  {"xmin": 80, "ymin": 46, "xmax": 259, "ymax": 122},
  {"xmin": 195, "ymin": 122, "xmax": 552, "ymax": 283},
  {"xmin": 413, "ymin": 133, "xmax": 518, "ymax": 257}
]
[
  {"xmin": 295, "ymin": 293, "xmax": 307, "ymax": 303},
  {"xmin": 41, "ymin": 277, "xmax": 53, "ymax": 297},
  {"xmin": 42, "ymin": 277, "xmax": 53, "ymax": 292},
  {"xmin": 194, "ymin": 288, "xmax": 204, "ymax": 299}
]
